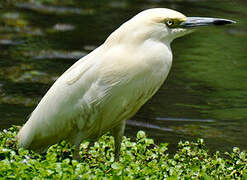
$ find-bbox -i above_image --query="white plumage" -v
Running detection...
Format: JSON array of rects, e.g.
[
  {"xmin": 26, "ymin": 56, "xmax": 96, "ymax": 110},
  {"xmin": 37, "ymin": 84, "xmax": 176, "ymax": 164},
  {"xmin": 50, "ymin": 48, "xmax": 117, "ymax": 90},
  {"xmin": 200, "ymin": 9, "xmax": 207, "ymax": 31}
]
[{"xmin": 17, "ymin": 8, "xmax": 234, "ymax": 160}]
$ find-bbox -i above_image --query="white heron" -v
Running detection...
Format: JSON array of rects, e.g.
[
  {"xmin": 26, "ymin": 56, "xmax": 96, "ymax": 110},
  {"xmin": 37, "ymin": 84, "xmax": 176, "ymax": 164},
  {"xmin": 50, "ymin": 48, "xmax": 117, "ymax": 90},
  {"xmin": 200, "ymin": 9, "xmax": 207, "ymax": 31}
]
[{"xmin": 17, "ymin": 8, "xmax": 235, "ymax": 161}]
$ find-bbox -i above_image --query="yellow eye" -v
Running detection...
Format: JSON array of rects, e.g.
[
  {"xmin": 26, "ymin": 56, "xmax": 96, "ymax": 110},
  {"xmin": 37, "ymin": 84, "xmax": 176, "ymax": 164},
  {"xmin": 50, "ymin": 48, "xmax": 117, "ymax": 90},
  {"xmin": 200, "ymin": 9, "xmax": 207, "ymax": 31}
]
[{"xmin": 166, "ymin": 20, "xmax": 174, "ymax": 26}]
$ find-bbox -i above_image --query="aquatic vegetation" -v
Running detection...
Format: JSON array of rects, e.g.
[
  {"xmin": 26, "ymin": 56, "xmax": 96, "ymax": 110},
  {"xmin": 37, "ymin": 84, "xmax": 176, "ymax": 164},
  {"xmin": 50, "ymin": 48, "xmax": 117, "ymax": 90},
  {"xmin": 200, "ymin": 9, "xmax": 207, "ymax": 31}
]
[
  {"xmin": 0, "ymin": 127, "xmax": 246, "ymax": 179},
  {"xmin": 0, "ymin": 0, "xmax": 246, "ymax": 164}
]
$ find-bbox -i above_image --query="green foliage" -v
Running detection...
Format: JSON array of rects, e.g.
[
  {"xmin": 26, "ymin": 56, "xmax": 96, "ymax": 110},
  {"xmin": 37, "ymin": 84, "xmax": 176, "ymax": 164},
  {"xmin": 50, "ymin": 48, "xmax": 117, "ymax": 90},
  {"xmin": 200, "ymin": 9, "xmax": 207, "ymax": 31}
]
[{"xmin": 0, "ymin": 127, "xmax": 246, "ymax": 179}]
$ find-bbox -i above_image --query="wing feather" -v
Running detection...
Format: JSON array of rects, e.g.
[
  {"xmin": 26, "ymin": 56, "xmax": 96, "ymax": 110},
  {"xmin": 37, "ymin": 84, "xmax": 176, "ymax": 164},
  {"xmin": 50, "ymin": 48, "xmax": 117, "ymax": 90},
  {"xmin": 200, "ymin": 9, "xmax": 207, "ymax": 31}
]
[{"xmin": 17, "ymin": 48, "xmax": 101, "ymax": 150}]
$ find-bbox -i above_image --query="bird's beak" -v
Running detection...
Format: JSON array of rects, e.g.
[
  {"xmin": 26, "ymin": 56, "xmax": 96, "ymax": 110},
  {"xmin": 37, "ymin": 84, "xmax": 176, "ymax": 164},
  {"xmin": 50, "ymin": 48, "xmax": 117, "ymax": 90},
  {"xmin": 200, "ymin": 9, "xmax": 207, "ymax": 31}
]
[{"xmin": 181, "ymin": 17, "xmax": 236, "ymax": 28}]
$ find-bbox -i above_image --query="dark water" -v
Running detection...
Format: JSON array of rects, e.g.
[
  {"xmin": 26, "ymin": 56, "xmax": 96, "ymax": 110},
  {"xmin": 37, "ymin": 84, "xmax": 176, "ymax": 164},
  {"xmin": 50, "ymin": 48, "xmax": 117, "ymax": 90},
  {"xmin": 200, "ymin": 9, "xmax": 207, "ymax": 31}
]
[{"xmin": 0, "ymin": 0, "xmax": 246, "ymax": 153}]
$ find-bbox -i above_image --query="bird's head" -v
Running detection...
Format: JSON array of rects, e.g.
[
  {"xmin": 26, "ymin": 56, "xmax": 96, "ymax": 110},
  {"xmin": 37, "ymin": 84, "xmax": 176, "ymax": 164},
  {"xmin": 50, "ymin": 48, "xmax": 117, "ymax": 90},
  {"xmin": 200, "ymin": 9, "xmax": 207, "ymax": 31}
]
[{"xmin": 108, "ymin": 8, "xmax": 235, "ymax": 45}]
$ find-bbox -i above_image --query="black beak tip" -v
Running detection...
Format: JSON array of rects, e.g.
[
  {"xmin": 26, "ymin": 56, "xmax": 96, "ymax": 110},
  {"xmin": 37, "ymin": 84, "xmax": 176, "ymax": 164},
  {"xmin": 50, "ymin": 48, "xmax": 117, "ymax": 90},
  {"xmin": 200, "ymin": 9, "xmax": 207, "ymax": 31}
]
[{"xmin": 213, "ymin": 19, "xmax": 236, "ymax": 26}]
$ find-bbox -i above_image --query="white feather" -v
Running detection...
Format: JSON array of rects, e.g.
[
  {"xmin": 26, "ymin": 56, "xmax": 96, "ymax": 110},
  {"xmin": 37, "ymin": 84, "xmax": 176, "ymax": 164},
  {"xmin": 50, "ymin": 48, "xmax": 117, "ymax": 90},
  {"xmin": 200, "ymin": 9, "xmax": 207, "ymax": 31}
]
[{"xmin": 17, "ymin": 8, "xmax": 186, "ymax": 153}]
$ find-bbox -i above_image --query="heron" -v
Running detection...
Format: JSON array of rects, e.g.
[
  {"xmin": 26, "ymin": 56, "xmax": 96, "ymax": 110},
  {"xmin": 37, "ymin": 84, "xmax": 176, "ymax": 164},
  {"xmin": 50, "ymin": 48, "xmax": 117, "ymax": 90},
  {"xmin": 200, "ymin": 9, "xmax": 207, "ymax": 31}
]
[{"xmin": 17, "ymin": 8, "xmax": 235, "ymax": 161}]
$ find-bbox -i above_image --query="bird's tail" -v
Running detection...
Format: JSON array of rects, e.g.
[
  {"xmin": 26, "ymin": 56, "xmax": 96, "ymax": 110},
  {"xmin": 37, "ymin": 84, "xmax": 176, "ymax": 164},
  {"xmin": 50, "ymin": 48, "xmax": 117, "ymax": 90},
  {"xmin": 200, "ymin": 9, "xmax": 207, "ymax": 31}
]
[{"xmin": 17, "ymin": 121, "xmax": 35, "ymax": 149}]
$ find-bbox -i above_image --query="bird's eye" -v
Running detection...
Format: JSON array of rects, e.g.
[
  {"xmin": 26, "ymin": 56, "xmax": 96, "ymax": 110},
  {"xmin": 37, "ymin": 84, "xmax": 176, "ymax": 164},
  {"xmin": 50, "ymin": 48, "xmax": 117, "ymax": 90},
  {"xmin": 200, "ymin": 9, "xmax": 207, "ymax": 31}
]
[{"xmin": 166, "ymin": 20, "xmax": 174, "ymax": 27}]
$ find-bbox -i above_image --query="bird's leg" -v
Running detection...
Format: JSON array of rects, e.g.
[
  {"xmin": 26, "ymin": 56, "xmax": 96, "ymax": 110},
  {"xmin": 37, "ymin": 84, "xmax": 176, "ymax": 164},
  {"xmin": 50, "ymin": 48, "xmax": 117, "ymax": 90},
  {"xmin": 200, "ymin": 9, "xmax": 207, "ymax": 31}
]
[
  {"xmin": 111, "ymin": 121, "xmax": 126, "ymax": 161},
  {"xmin": 73, "ymin": 143, "xmax": 81, "ymax": 161},
  {"xmin": 72, "ymin": 132, "xmax": 83, "ymax": 161}
]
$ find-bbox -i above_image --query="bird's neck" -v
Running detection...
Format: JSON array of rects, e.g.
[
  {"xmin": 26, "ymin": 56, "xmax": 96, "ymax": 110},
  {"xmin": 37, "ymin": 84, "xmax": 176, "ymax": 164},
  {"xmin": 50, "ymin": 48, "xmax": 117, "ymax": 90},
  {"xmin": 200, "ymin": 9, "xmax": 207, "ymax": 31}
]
[{"xmin": 104, "ymin": 21, "xmax": 172, "ymax": 49}]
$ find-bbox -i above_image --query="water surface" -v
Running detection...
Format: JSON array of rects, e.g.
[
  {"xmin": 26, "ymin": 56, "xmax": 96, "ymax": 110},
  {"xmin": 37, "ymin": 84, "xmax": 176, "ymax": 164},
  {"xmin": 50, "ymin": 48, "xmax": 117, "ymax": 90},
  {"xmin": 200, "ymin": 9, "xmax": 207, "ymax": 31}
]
[{"xmin": 0, "ymin": 0, "xmax": 246, "ymax": 153}]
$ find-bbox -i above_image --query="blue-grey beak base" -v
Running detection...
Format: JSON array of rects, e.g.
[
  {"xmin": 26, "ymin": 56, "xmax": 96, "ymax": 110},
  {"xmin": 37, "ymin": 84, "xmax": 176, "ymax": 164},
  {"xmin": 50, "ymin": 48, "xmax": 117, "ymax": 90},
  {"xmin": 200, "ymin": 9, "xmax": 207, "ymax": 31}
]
[{"xmin": 181, "ymin": 17, "xmax": 236, "ymax": 28}]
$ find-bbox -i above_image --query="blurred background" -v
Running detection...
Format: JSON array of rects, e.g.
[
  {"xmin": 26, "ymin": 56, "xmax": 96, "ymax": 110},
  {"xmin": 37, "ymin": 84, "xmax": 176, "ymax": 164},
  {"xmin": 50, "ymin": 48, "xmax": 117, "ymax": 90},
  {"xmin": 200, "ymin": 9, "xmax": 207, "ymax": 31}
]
[{"xmin": 0, "ymin": 0, "xmax": 246, "ymax": 153}]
